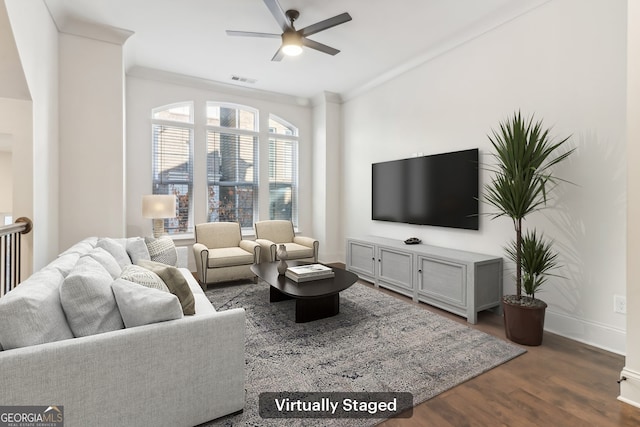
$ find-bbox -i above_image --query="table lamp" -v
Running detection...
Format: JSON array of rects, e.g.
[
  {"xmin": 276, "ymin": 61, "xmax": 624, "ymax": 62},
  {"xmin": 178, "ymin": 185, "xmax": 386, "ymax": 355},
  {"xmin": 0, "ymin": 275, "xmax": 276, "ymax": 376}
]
[{"xmin": 142, "ymin": 195, "xmax": 176, "ymax": 237}]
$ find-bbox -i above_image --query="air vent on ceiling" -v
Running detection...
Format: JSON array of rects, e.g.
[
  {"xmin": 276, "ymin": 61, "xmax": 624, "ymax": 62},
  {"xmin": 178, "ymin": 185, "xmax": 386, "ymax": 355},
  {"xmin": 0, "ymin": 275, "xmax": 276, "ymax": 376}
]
[{"xmin": 230, "ymin": 75, "xmax": 257, "ymax": 84}]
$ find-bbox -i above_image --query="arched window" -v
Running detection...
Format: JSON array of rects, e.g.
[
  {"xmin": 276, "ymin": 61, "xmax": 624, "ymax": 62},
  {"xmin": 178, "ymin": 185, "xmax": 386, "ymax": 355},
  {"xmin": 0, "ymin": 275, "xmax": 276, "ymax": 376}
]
[
  {"xmin": 149, "ymin": 102, "xmax": 299, "ymax": 234},
  {"xmin": 269, "ymin": 114, "xmax": 298, "ymax": 227},
  {"xmin": 151, "ymin": 102, "xmax": 193, "ymax": 234},
  {"xmin": 206, "ymin": 103, "xmax": 259, "ymax": 228}
]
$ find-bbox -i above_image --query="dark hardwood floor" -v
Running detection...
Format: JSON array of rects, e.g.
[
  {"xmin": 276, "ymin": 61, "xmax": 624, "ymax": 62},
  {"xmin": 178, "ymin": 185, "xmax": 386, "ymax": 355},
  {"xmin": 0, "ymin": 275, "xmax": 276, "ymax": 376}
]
[{"xmin": 356, "ymin": 281, "xmax": 640, "ymax": 427}]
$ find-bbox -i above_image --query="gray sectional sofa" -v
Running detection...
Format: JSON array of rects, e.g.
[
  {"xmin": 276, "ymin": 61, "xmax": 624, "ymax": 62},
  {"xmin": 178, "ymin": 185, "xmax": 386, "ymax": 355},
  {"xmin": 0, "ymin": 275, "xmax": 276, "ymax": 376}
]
[{"xmin": 0, "ymin": 237, "xmax": 245, "ymax": 427}]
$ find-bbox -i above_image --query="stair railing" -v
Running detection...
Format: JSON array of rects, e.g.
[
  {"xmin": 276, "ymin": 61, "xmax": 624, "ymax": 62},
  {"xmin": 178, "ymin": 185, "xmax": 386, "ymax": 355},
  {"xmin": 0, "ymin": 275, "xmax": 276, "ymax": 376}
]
[{"xmin": 0, "ymin": 217, "xmax": 33, "ymax": 297}]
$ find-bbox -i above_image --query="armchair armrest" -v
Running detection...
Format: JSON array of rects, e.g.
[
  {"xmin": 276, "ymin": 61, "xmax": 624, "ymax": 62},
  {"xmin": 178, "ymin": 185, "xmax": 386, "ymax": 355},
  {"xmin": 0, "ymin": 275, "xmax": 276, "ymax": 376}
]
[
  {"xmin": 293, "ymin": 236, "xmax": 317, "ymax": 248},
  {"xmin": 294, "ymin": 236, "xmax": 320, "ymax": 262},
  {"xmin": 255, "ymin": 239, "xmax": 276, "ymax": 263},
  {"xmin": 240, "ymin": 240, "xmax": 261, "ymax": 264},
  {"xmin": 193, "ymin": 243, "xmax": 209, "ymax": 284}
]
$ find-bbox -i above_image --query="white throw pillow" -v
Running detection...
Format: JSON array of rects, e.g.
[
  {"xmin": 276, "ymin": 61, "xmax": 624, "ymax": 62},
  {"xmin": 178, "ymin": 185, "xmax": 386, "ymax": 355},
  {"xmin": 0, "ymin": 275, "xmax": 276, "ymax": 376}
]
[
  {"xmin": 60, "ymin": 256, "xmax": 124, "ymax": 337},
  {"xmin": 0, "ymin": 268, "xmax": 74, "ymax": 350},
  {"xmin": 112, "ymin": 279, "xmax": 183, "ymax": 328},
  {"xmin": 96, "ymin": 237, "xmax": 132, "ymax": 269},
  {"xmin": 84, "ymin": 247, "xmax": 122, "ymax": 279},
  {"xmin": 126, "ymin": 237, "xmax": 151, "ymax": 264}
]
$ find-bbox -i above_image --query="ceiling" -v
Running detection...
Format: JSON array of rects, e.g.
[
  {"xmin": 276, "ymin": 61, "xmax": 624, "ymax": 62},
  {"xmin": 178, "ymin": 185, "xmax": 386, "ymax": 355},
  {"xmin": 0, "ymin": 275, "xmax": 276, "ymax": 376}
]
[{"xmin": 43, "ymin": 0, "xmax": 549, "ymax": 99}]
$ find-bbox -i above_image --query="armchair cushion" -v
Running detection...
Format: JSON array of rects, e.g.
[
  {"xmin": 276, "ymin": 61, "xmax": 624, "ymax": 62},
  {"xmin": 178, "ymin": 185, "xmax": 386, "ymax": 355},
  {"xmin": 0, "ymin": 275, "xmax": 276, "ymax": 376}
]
[
  {"xmin": 196, "ymin": 222, "xmax": 242, "ymax": 249},
  {"xmin": 254, "ymin": 220, "xmax": 295, "ymax": 243},
  {"xmin": 207, "ymin": 247, "xmax": 255, "ymax": 268},
  {"xmin": 281, "ymin": 243, "xmax": 315, "ymax": 260},
  {"xmin": 254, "ymin": 220, "xmax": 319, "ymax": 262}
]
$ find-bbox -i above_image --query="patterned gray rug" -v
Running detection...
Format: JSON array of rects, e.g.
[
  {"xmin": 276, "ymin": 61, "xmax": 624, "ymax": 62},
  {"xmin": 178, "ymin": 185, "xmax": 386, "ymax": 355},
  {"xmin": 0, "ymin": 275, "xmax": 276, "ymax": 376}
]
[{"xmin": 202, "ymin": 281, "xmax": 525, "ymax": 426}]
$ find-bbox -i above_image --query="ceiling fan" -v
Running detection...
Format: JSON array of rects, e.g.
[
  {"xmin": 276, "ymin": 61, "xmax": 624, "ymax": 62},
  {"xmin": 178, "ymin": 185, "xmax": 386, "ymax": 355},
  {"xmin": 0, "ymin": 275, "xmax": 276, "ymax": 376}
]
[{"xmin": 226, "ymin": 0, "xmax": 352, "ymax": 61}]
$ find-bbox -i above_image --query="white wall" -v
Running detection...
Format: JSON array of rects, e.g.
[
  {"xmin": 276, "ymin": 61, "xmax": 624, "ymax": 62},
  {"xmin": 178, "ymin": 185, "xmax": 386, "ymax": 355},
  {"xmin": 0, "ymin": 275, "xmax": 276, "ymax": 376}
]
[
  {"xmin": 620, "ymin": 0, "xmax": 640, "ymax": 409},
  {"xmin": 0, "ymin": 150, "xmax": 11, "ymax": 213},
  {"xmin": 126, "ymin": 69, "xmax": 313, "ymax": 268},
  {"xmin": 312, "ymin": 92, "xmax": 344, "ymax": 263},
  {"xmin": 58, "ymin": 33, "xmax": 128, "ymax": 251},
  {"xmin": 342, "ymin": 0, "xmax": 628, "ymax": 353},
  {"xmin": 5, "ymin": 0, "xmax": 59, "ymax": 270}
]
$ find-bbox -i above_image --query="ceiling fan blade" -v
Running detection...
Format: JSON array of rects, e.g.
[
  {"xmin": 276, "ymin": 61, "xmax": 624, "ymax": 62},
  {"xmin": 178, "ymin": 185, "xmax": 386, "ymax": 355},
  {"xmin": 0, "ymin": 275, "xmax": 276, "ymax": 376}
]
[
  {"xmin": 301, "ymin": 38, "xmax": 340, "ymax": 56},
  {"xmin": 262, "ymin": 0, "xmax": 290, "ymax": 32},
  {"xmin": 226, "ymin": 30, "xmax": 281, "ymax": 39},
  {"xmin": 300, "ymin": 12, "xmax": 352, "ymax": 37},
  {"xmin": 271, "ymin": 47, "xmax": 285, "ymax": 62}
]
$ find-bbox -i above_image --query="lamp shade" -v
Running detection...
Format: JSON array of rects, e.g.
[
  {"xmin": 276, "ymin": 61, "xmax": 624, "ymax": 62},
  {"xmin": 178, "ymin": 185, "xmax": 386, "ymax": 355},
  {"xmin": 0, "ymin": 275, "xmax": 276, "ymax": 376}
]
[{"xmin": 142, "ymin": 195, "xmax": 176, "ymax": 219}]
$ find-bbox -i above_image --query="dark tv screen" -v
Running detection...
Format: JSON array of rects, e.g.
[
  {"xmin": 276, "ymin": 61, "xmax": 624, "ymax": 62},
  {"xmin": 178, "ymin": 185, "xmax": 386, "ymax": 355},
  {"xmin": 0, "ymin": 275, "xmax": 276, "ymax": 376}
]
[{"xmin": 372, "ymin": 148, "xmax": 479, "ymax": 230}]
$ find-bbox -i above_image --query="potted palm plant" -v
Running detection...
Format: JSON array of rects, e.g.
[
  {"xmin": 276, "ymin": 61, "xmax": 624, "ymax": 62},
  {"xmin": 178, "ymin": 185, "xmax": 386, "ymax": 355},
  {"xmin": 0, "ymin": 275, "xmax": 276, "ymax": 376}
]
[{"xmin": 484, "ymin": 111, "xmax": 573, "ymax": 346}]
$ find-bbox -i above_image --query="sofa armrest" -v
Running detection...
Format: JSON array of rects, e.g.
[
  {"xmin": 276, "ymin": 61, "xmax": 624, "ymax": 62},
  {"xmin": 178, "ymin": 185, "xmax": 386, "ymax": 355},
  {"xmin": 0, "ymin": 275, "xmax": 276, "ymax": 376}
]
[
  {"xmin": 193, "ymin": 243, "xmax": 209, "ymax": 284},
  {"xmin": 293, "ymin": 236, "xmax": 320, "ymax": 262},
  {"xmin": 240, "ymin": 240, "xmax": 261, "ymax": 264},
  {"xmin": 255, "ymin": 238, "xmax": 276, "ymax": 263},
  {"xmin": 0, "ymin": 309, "xmax": 245, "ymax": 427}
]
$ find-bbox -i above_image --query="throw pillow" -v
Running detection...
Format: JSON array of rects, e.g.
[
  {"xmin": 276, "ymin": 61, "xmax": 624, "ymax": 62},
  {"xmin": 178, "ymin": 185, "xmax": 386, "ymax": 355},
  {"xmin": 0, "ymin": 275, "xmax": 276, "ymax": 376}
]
[
  {"xmin": 60, "ymin": 256, "xmax": 124, "ymax": 337},
  {"xmin": 119, "ymin": 264, "xmax": 170, "ymax": 293},
  {"xmin": 111, "ymin": 279, "xmax": 183, "ymax": 328},
  {"xmin": 137, "ymin": 259, "xmax": 195, "ymax": 315},
  {"xmin": 145, "ymin": 236, "xmax": 178, "ymax": 266},
  {"xmin": 126, "ymin": 237, "xmax": 151, "ymax": 264},
  {"xmin": 0, "ymin": 268, "xmax": 74, "ymax": 350},
  {"xmin": 47, "ymin": 253, "xmax": 81, "ymax": 277},
  {"xmin": 96, "ymin": 237, "xmax": 132, "ymax": 269},
  {"xmin": 84, "ymin": 247, "xmax": 122, "ymax": 279}
]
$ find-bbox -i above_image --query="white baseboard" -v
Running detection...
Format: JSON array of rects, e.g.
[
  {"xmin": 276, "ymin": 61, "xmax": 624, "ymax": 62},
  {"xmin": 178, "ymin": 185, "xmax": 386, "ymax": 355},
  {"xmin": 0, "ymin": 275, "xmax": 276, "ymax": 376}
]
[
  {"xmin": 544, "ymin": 309, "xmax": 626, "ymax": 355},
  {"xmin": 618, "ymin": 368, "xmax": 640, "ymax": 409}
]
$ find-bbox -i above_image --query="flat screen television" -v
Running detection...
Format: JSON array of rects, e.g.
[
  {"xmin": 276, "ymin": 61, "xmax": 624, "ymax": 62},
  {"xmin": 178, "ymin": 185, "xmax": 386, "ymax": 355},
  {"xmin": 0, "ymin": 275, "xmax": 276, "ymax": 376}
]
[{"xmin": 372, "ymin": 148, "xmax": 479, "ymax": 230}]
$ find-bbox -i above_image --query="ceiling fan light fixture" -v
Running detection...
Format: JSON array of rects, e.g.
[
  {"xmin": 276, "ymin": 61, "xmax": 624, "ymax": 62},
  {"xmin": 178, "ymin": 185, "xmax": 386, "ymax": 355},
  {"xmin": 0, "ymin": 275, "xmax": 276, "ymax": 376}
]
[{"xmin": 282, "ymin": 32, "xmax": 303, "ymax": 56}]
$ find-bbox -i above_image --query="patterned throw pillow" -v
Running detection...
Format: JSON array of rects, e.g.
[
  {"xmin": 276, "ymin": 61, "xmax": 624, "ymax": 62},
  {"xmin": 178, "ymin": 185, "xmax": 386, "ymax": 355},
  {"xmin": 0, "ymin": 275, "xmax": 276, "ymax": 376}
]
[
  {"xmin": 145, "ymin": 236, "xmax": 178, "ymax": 266},
  {"xmin": 119, "ymin": 264, "xmax": 170, "ymax": 293}
]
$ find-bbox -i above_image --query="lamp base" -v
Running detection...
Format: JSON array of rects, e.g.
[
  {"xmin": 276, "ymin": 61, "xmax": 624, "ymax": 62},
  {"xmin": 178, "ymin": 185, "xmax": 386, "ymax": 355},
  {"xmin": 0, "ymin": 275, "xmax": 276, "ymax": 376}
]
[{"xmin": 152, "ymin": 219, "xmax": 166, "ymax": 238}]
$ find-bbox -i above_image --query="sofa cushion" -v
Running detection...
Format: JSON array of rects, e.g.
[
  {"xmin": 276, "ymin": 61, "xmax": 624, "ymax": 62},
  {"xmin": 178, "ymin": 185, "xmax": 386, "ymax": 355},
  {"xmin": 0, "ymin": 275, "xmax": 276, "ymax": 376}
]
[
  {"xmin": 58, "ymin": 236, "xmax": 98, "ymax": 257},
  {"xmin": 120, "ymin": 264, "xmax": 170, "ymax": 293},
  {"xmin": 207, "ymin": 247, "xmax": 254, "ymax": 268},
  {"xmin": 60, "ymin": 256, "xmax": 124, "ymax": 337},
  {"xmin": 111, "ymin": 279, "xmax": 183, "ymax": 328},
  {"xmin": 46, "ymin": 252, "xmax": 81, "ymax": 277},
  {"xmin": 145, "ymin": 236, "xmax": 178, "ymax": 266},
  {"xmin": 137, "ymin": 260, "xmax": 195, "ymax": 315},
  {"xmin": 97, "ymin": 237, "xmax": 133, "ymax": 269},
  {"xmin": 126, "ymin": 237, "xmax": 151, "ymax": 264},
  {"xmin": 0, "ymin": 268, "xmax": 73, "ymax": 350},
  {"xmin": 85, "ymin": 247, "xmax": 122, "ymax": 279}
]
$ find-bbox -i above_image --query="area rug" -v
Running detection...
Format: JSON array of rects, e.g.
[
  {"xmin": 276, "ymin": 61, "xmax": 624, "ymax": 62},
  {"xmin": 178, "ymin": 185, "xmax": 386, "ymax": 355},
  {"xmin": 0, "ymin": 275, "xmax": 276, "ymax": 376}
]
[{"xmin": 202, "ymin": 281, "xmax": 525, "ymax": 426}]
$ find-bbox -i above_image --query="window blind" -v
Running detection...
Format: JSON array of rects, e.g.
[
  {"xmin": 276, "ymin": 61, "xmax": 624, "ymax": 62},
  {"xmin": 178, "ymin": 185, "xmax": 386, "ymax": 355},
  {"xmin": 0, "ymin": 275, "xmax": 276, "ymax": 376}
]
[
  {"xmin": 269, "ymin": 137, "xmax": 298, "ymax": 226},
  {"xmin": 206, "ymin": 131, "xmax": 258, "ymax": 228},
  {"xmin": 151, "ymin": 124, "xmax": 193, "ymax": 233}
]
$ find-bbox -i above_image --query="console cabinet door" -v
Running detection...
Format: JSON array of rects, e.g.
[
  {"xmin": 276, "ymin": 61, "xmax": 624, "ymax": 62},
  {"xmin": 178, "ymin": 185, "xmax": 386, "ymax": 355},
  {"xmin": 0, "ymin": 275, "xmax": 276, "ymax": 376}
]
[
  {"xmin": 417, "ymin": 256, "xmax": 466, "ymax": 308},
  {"xmin": 346, "ymin": 240, "xmax": 376, "ymax": 280},
  {"xmin": 377, "ymin": 246, "xmax": 413, "ymax": 296}
]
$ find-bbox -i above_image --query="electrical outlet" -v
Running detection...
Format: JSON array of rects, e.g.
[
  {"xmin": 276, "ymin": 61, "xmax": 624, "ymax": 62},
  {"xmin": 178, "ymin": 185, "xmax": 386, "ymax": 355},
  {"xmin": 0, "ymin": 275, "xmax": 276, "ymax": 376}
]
[{"xmin": 614, "ymin": 295, "xmax": 627, "ymax": 314}]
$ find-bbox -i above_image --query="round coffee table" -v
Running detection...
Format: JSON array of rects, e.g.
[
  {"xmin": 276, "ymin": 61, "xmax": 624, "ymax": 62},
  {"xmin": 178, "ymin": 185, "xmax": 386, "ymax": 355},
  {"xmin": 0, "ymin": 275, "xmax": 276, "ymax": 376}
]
[{"xmin": 250, "ymin": 261, "xmax": 358, "ymax": 323}]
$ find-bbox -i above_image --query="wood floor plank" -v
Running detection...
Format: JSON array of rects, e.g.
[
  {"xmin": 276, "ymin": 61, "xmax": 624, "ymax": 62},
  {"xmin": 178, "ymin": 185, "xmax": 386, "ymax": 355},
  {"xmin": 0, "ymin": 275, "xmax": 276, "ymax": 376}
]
[{"xmin": 355, "ymin": 278, "xmax": 640, "ymax": 427}]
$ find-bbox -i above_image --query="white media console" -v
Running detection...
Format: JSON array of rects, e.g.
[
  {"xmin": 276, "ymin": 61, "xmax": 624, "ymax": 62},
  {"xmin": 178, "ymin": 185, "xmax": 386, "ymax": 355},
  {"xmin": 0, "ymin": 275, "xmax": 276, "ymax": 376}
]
[{"xmin": 346, "ymin": 236, "xmax": 503, "ymax": 324}]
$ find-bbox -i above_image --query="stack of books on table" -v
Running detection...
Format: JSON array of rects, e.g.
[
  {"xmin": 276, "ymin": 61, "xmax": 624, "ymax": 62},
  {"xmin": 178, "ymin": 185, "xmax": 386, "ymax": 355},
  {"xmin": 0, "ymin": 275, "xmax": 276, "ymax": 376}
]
[{"xmin": 285, "ymin": 264, "xmax": 335, "ymax": 283}]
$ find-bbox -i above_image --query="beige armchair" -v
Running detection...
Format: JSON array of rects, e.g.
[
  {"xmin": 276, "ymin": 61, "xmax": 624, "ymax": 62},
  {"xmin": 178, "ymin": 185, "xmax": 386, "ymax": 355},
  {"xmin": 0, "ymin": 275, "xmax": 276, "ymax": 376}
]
[
  {"xmin": 254, "ymin": 220, "xmax": 319, "ymax": 263},
  {"xmin": 193, "ymin": 222, "xmax": 260, "ymax": 287}
]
